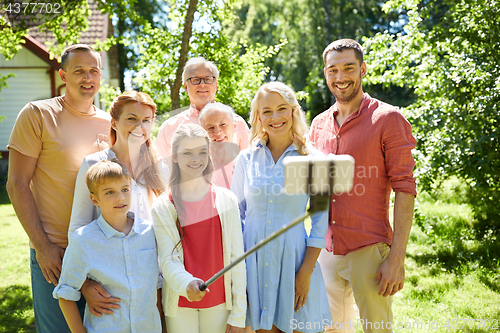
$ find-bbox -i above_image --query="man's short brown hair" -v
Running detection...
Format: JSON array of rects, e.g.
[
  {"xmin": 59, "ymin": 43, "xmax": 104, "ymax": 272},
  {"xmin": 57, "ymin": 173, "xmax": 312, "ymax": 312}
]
[
  {"xmin": 323, "ymin": 39, "xmax": 364, "ymax": 65},
  {"xmin": 61, "ymin": 44, "xmax": 102, "ymax": 70}
]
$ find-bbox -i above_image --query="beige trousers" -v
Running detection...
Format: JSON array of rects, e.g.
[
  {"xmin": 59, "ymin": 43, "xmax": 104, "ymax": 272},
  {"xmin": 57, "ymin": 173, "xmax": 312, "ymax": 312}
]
[{"xmin": 319, "ymin": 243, "xmax": 393, "ymax": 333}]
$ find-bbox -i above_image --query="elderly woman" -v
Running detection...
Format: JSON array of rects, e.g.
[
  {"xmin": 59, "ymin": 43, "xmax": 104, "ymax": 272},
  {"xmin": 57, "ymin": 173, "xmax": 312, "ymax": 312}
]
[
  {"xmin": 199, "ymin": 102, "xmax": 246, "ymax": 188},
  {"xmin": 231, "ymin": 82, "xmax": 331, "ymax": 333}
]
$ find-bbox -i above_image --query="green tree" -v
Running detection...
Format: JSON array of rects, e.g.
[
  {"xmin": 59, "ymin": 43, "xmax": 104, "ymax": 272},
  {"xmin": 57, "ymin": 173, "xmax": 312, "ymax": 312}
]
[
  {"xmin": 130, "ymin": 0, "xmax": 283, "ymax": 118},
  {"xmin": 224, "ymin": 0, "xmax": 408, "ymax": 118},
  {"xmin": 2, "ymin": 0, "xmax": 276, "ymax": 120},
  {"xmin": 112, "ymin": 0, "xmax": 167, "ymax": 91},
  {"xmin": 363, "ymin": 0, "xmax": 500, "ymax": 236},
  {"xmin": 0, "ymin": 0, "xmax": 91, "ymax": 59}
]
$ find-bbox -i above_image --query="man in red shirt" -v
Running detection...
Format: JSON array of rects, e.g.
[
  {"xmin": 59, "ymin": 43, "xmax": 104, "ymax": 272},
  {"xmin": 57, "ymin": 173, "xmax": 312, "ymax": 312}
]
[{"xmin": 309, "ymin": 39, "xmax": 417, "ymax": 333}]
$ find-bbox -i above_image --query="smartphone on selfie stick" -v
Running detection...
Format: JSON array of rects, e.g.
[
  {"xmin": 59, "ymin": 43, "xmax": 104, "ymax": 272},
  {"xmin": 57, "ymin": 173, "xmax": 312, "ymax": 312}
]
[{"xmin": 199, "ymin": 154, "xmax": 355, "ymax": 291}]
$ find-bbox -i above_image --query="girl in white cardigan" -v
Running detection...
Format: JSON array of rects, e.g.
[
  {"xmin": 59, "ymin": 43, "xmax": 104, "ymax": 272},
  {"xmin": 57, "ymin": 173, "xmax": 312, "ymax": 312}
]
[{"xmin": 152, "ymin": 123, "xmax": 246, "ymax": 333}]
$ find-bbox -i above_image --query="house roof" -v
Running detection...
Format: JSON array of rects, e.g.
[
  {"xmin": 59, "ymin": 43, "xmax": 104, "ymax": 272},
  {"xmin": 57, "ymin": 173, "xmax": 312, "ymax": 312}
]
[
  {"xmin": 3, "ymin": 0, "xmax": 118, "ymax": 81},
  {"xmin": 22, "ymin": 0, "xmax": 116, "ymax": 75},
  {"xmin": 28, "ymin": 0, "xmax": 108, "ymax": 46},
  {"xmin": 22, "ymin": 36, "xmax": 61, "ymax": 70}
]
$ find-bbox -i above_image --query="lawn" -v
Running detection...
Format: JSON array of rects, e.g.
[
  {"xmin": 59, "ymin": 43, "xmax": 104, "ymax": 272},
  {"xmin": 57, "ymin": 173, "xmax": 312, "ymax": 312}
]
[
  {"xmin": 0, "ymin": 187, "xmax": 35, "ymax": 333},
  {"xmin": 0, "ymin": 179, "xmax": 499, "ymax": 333}
]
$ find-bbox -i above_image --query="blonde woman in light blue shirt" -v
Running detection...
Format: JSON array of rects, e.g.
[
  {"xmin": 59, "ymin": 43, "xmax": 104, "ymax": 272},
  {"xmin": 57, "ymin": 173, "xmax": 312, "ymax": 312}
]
[{"xmin": 231, "ymin": 82, "xmax": 331, "ymax": 333}]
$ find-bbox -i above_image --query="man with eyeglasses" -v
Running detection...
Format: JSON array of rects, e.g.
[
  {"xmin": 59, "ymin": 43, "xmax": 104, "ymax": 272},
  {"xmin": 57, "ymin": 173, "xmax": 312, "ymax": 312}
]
[{"xmin": 155, "ymin": 57, "xmax": 249, "ymax": 160}]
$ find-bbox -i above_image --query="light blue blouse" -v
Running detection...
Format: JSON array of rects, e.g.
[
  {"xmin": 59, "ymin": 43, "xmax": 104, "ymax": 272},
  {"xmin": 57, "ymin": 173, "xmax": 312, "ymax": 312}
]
[
  {"xmin": 231, "ymin": 142, "xmax": 332, "ymax": 333},
  {"xmin": 53, "ymin": 214, "xmax": 161, "ymax": 333}
]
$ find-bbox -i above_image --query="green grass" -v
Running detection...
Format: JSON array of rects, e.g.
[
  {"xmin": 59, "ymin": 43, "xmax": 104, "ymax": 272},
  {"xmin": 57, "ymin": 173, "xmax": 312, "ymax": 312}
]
[
  {"xmin": 0, "ymin": 187, "xmax": 35, "ymax": 333},
  {"xmin": 1, "ymin": 179, "xmax": 499, "ymax": 333},
  {"xmin": 388, "ymin": 182, "xmax": 500, "ymax": 333}
]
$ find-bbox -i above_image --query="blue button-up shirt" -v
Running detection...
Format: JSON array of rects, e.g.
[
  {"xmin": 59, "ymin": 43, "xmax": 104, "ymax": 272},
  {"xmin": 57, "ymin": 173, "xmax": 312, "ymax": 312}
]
[
  {"xmin": 53, "ymin": 214, "xmax": 161, "ymax": 333},
  {"xmin": 231, "ymin": 143, "xmax": 331, "ymax": 332}
]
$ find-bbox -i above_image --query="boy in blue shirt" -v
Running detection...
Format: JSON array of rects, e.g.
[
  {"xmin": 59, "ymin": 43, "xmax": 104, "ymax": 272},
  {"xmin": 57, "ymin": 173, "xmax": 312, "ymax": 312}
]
[{"xmin": 53, "ymin": 159, "xmax": 161, "ymax": 332}]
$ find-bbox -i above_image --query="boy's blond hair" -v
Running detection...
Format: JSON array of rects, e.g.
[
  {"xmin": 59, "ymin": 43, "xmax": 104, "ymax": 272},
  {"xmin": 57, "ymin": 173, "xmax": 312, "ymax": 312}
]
[{"xmin": 86, "ymin": 159, "xmax": 131, "ymax": 196}]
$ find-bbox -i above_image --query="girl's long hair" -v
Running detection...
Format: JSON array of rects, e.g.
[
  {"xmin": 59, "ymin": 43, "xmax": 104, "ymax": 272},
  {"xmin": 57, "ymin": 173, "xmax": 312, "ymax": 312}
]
[
  {"xmin": 169, "ymin": 123, "xmax": 213, "ymax": 250},
  {"xmin": 109, "ymin": 91, "xmax": 165, "ymax": 196},
  {"xmin": 249, "ymin": 81, "xmax": 309, "ymax": 156}
]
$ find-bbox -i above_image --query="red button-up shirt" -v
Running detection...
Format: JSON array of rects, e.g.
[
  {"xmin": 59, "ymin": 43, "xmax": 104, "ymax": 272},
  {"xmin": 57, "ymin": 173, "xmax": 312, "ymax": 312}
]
[{"xmin": 309, "ymin": 94, "xmax": 417, "ymax": 255}]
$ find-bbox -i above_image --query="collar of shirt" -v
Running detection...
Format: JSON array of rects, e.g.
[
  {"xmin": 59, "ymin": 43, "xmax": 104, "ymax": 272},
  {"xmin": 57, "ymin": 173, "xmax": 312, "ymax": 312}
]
[
  {"xmin": 331, "ymin": 93, "xmax": 371, "ymax": 121},
  {"xmin": 96, "ymin": 211, "xmax": 138, "ymax": 239},
  {"xmin": 188, "ymin": 104, "xmax": 200, "ymax": 117},
  {"xmin": 256, "ymin": 139, "xmax": 300, "ymax": 152}
]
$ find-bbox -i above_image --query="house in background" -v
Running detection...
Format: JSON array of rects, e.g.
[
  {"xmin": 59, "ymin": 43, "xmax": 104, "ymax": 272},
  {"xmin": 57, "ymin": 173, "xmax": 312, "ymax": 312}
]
[{"xmin": 0, "ymin": 0, "xmax": 119, "ymax": 176}]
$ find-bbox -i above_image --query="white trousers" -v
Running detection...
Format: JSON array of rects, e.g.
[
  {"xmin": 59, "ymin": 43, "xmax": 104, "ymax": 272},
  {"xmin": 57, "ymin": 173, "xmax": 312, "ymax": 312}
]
[{"xmin": 166, "ymin": 303, "xmax": 230, "ymax": 333}]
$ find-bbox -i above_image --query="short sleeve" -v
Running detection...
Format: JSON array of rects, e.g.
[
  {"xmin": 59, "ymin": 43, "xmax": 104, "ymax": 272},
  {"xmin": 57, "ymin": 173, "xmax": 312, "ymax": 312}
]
[{"xmin": 7, "ymin": 103, "xmax": 43, "ymax": 157}]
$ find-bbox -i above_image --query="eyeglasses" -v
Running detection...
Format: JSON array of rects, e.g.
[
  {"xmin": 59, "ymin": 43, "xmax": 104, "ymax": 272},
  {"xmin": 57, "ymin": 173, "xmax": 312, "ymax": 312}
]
[{"xmin": 187, "ymin": 76, "xmax": 216, "ymax": 85}]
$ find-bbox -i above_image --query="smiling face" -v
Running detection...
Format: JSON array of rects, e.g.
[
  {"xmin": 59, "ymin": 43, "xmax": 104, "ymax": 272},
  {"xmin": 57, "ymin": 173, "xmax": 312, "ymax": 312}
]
[
  {"xmin": 200, "ymin": 110, "xmax": 235, "ymax": 143},
  {"xmin": 324, "ymin": 49, "xmax": 366, "ymax": 104},
  {"xmin": 90, "ymin": 177, "xmax": 131, "ymax": 221},
  {"xmin": 111, "ymin": 102, "xmax": 154, "ymax": 146},
  {"xmin": 184, "ymin": 65, "xmax": 218, "ymax": 111},
  {"xmin": 258, "ymin": 92, "xmax": 293, "ymax": 142},
  {"xmin": 59, "ymin": 50, "xmax": 101, "ymax": 104},
  {"xmin": 174, "ymin": 136, "xmax": 210, "ymax": 182}
]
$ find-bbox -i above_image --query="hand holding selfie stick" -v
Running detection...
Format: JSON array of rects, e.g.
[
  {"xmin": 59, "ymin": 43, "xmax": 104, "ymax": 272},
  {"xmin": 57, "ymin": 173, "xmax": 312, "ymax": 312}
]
[{"xmin": 199, "ymin": 155, "xmax": 354, "ymax": 292}]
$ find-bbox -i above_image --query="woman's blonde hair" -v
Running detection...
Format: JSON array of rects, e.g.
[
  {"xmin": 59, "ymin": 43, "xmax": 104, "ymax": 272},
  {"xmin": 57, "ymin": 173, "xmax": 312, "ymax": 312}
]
[
  {"xmin": 169, "ymin": 123, "xmax": 213, "ymax": 250},
  {"xmin": 249, "ymin": 81, "xmax": 309, "ymax": 155},
  {"xmin": 109, "ymin": 91, "xmax": 164, "ymax": 196}
]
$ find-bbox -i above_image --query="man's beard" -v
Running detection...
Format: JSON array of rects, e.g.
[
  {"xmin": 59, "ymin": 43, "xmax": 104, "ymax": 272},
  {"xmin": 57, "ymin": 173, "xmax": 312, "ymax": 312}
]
[{"xmin": 331, "ymin": 74, "xmax": 362, "ymax": 104}]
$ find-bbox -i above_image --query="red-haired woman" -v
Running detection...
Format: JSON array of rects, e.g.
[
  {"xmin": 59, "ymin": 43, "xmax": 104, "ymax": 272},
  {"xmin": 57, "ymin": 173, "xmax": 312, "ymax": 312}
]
[{"xmin": 70, "ymin": 91, "xmax": 166, "ymax": 322}]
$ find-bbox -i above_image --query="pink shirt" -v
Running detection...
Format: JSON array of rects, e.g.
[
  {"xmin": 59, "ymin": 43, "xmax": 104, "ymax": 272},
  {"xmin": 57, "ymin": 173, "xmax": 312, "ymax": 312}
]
[
  {"xmin": 309, "ymin": 94, "xmax": 417, "ymax": 255},
  {"xmin": 155, "ymin": 105, "xmax": 249, "ymax": 160}
]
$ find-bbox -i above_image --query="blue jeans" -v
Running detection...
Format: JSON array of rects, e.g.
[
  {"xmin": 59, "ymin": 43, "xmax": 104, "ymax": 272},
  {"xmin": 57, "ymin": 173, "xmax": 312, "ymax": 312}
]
[{"xmin": 30, "ymin": 248, "xmax": 86, "ymax": 333}]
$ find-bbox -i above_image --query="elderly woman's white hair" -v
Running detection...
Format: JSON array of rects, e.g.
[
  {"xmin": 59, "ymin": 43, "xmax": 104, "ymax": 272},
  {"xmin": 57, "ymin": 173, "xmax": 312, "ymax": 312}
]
[
  {"xmin": 199, "ymin": 102, "xmax": 236, "ymax": 124},
  {"xmin": 182, "ymin": 57, "xmax": 219, "ymax": 83}
]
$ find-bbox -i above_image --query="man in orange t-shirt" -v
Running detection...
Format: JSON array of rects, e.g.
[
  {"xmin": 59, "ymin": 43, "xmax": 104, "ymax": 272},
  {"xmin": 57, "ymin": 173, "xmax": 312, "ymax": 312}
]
[
  {"xmin": 7, "ymin": 44, "xmax": 112, "ymax": 333},
  {"xmin": 309, "ymin": 39, "xmax": 416, "ymax": 333}
]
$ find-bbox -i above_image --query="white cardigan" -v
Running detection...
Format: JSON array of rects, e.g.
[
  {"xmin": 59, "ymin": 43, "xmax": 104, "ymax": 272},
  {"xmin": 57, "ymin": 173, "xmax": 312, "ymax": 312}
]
[{"xmin": 151, "ymin": 186, "xmax": 247, "ymax": 328}]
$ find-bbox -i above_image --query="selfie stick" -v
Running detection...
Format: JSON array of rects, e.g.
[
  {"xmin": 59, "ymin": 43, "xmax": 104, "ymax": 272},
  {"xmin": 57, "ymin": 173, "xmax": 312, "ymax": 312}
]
[{"xmin": 199, "ymin": 160, "xmax": 334, "ymax": 292}]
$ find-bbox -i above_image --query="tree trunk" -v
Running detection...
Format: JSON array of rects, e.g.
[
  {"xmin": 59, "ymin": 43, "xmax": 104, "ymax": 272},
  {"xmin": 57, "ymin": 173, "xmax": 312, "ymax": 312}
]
[
  {"xmin": 171, "ymin": 0, "xmax": 199, "ymax": 111},
  {"xmin": 116, "ymin": 18, "xmax": 127, "ymax": 92}
]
